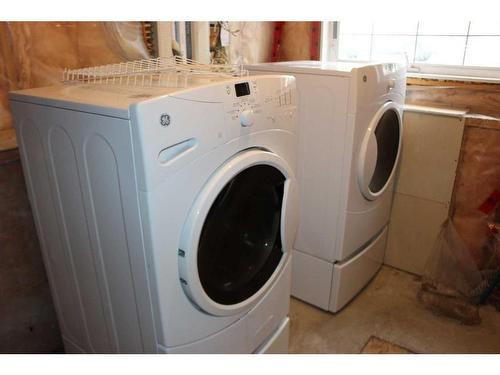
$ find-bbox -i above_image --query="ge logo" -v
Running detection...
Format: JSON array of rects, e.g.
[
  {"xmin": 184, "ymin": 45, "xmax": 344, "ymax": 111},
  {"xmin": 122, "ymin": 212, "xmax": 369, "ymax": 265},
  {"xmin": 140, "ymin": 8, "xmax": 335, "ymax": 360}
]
[{"xmin": 160, "ymin": 113, "xmax": 171, "ymax": 127}]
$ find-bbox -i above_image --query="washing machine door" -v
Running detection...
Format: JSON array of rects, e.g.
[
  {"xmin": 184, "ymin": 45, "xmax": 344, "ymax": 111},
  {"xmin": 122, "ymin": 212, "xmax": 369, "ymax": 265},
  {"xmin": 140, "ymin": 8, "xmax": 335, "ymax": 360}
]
[
  {"xmin": 358, "ymin": 101, "xmax": 402, "ymax": 201},
  {"xmin": 178, "ymin": 149, "xmax": 298, "ymax": 316}
]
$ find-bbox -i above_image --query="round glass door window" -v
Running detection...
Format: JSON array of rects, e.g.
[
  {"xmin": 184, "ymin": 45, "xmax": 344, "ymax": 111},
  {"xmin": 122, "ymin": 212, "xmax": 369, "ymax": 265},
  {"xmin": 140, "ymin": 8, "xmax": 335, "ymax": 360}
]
[
  {"xmin": 197, "ymin": 164, "xmax": 285, "ymax": 305},
  {"xmin": 368, "ymin": 108, "xmax": 401, "ymax": 194}
]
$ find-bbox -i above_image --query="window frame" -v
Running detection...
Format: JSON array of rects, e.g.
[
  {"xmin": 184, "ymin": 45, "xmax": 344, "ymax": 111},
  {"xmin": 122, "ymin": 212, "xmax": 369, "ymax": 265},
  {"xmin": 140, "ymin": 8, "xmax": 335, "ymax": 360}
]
[{"xmin": 321, "ymin": 21, "xmax": 500, "ymax": 82}]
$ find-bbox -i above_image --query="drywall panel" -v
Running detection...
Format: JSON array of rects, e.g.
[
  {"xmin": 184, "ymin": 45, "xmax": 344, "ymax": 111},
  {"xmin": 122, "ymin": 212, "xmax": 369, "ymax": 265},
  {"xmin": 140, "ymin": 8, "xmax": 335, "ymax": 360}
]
[
  {"xmin": 385, "ymin": 107, "xmax": 465, "ymax": 275},
  {"xmin": 385, "ymin": 193, "xmax": 449, "ymax": 275},
  {"xmin": 396, "ymin": 109, "xmax": 465, "ymax": 204}
]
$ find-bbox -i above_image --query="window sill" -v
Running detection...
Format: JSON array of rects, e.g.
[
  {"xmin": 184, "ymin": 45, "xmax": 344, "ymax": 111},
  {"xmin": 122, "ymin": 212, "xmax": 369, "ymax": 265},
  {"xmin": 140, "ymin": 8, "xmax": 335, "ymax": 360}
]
[
  {"xmin": 407, "ymin": 72, "xmax": 500, "ymax": 85},
  {"xmin": 404, "ymin": 104, "xmax": 468, "ymax": 119}
]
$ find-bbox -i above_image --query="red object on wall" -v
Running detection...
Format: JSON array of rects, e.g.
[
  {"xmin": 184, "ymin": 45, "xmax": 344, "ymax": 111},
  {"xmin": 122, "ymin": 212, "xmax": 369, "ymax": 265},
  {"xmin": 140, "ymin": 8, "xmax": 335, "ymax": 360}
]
[
  {"xmin": 478, "ymin": 190, "xmax": 500, "ymax": 215},
  {"xmin": 310, "ymin": 22, "xmax": 321, "ymax": 60},
  {"xmin": 271, "ymin": 21, "xmax": 285, "ymax": 62}
]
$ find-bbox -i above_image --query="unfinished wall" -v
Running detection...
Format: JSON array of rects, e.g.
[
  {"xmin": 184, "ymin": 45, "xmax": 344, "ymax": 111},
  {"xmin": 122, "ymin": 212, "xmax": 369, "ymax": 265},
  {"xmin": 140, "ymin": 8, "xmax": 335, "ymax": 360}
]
[
  {"xmin": 406, "ymin": 78, "xmax": 500, "ymax": 118},
  {"xmin": 226, "ymin": 21, "xmax": 316, "ymax": 65},
  {"xmin": 278, "ymin": 22, "xmax": 313, "ymax": 61},
  {"xmin": 452, "ymin": 117, "xmax": 500, "ymax": 269},
  {"xmin": 391, "ymin": 78, "xmax": 500, "ymax": 274},
  {"xmin": 0, "ymin": 22, "xmax": 148, "ymax": 152},
  {"xmin": 228, "ymin": 22, "xmax": 274, "ymax": 65}
]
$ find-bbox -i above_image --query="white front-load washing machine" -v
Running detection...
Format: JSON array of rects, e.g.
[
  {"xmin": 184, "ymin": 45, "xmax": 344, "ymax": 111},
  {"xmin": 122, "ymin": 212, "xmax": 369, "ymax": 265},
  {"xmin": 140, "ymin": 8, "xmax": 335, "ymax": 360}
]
[
  {"xmin": 247, "ymin": 61, "xmax": 406, "ymax": 312},
  {"xmin": 9, "ymin": 73, "xmax": 298, "ymax": 353}
]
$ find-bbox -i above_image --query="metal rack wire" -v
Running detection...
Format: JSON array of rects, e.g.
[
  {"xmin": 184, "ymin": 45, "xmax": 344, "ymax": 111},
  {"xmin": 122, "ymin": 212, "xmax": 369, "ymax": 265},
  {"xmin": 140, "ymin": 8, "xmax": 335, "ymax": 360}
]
[{"xmin": 62, "ymin": 56, "xmax": 248, "ymax": 88}]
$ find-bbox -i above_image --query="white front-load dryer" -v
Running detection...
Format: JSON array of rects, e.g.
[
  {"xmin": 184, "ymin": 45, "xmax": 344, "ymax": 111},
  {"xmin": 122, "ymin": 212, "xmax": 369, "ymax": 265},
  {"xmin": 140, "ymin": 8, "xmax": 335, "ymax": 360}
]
[
  {"xmin": 246, "ymin": 61, "xmax": 405, "ymax": 312},
  {"xmin": 9, "ymin": 74, "xmax": 298, "ymax": 353}
]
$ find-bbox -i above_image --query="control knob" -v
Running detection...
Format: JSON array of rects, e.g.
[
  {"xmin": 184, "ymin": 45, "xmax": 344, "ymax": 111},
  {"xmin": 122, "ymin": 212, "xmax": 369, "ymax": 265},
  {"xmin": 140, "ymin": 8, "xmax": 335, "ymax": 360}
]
[{"xmin": 240, "ymin": 109, "xmax": 254, "ymax": 127}]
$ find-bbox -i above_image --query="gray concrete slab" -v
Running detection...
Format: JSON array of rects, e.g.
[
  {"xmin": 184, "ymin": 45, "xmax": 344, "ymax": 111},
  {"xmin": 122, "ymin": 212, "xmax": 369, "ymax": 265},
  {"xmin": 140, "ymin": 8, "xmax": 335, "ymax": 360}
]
[{"xmin": 289, "ymin": 266, "xmax": 500, "ymax": 353}]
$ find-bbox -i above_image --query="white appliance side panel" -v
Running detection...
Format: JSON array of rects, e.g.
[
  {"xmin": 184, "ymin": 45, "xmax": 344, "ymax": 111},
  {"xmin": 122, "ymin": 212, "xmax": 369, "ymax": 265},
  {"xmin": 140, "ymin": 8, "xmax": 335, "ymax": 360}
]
[
  {"xmin": 83, "ymin": 132, "xmax": 148, "ymax": 353},
  {"xmin": 48, "ymin": 125, "xmax": 113, "ymax": 353},
  {"xmin": 10, "ymin": 101, "xmax": 156, "ymax": 353},
  {"xmin": 329, "ymin": 226, "xmax": 387, "ymax": 312},
  {"xmin": 294, "ymin": 73, "xmax": 349, "ymax": 262},
  {"xmin": 163, "ymin": 258, "xmax": 291, "ymax": 354},
  {"xmin": 289, "ymin": 73, "xmax": 349, "ymax": 262},
  {"xmin": 13, "ymin": 107, "xmax": 87, "ymax": 351},
  {"xmin": 291, "ymin": 249, "xmax": 333, "ymax": 310},
  {"xmin": 255, "ymin": 317, "xmax": 290, "ymax": 354}
]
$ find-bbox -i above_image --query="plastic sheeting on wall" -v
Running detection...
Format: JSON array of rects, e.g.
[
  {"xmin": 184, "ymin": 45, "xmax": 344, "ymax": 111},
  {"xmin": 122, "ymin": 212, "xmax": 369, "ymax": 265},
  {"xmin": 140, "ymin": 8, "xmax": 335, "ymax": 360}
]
[
  {"xmin": 452, "ymin": 119, "xmax": 500, "ymax": 270},
  {"xmin": 0, "ymin": 22, "xmax": 149, "ymax": 151},
  {"xmin": 227, "ymin": 22, "xmax": 273, "ymax": 66}
]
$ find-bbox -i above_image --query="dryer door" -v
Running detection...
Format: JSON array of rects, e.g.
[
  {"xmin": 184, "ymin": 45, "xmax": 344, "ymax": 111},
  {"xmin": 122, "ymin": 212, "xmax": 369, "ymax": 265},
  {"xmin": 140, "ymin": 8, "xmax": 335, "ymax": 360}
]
[
  {"xmin": 358, "ymin": 101, "xmax": 402, "ymax": 201},
  {"xmin": 178, "ymin": 149, "xmax": 298, "ymax": 316}
]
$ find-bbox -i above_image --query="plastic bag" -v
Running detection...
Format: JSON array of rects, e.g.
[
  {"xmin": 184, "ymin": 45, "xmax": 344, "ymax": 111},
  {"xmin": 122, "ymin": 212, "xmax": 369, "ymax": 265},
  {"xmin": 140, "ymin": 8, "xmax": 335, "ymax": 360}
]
[
  {"xmin": 419, "ymin": 191, "xmax": 500, "ymax": 323},
  {"xmin": 422, "ymin": 218, "xmax": 483, "ymax": 300},
  {"xmin": 477, "ymin": 191, "xmax": 500, "ymax": 306},
  {"xmin": 418, "ymin": 219, "xmax": 485, "ymax": 325}
]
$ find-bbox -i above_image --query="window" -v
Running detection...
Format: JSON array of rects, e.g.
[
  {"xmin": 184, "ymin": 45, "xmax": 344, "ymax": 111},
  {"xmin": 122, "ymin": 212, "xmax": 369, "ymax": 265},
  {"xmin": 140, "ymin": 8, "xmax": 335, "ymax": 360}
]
[{"xmin": 322, "ymin": 21, "xmax": 500, "ymax": 80}]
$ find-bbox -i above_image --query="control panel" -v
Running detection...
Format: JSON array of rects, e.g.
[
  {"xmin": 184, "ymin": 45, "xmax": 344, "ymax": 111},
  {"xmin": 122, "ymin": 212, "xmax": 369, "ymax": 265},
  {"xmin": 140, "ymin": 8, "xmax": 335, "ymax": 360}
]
[
  {"xmin": 135, "ymin": 75, "xmax": 297, "ymax": 190},
  {"xmin": 224, "ymin": 78, "xmax": 295, "ymax": 131},
  {"xmin": 226, "ymin": 80, "xmax": 261, "ymax": 127}
]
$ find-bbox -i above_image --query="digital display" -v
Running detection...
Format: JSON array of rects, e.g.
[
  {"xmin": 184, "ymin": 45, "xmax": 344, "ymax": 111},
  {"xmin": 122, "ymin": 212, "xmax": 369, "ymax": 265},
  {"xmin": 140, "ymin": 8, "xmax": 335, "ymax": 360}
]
[{"xmin": 235, "ymin": 82, "xmax": 250, "ymax": 97}]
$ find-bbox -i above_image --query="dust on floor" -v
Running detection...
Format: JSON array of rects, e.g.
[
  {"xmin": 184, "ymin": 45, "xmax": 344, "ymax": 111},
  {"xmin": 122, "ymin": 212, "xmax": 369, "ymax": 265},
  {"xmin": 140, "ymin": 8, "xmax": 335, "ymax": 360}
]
[{"xmin": 288, "ymin": 266, "xmax": 500, "ymax": 354}]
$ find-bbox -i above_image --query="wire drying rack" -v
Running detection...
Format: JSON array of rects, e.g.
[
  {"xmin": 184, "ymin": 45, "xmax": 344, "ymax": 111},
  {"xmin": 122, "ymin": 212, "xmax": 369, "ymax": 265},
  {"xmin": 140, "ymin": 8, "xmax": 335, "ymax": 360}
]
[{"xmin": 62, "ymin": 56, "xmax": 249, "ymax": 89}]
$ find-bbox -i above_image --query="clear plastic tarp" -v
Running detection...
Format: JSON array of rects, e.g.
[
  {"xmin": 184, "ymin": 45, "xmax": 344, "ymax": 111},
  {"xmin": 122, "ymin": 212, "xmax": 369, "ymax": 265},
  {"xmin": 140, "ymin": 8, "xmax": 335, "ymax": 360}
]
[{"xmin": 0, "ymin": 22, "xmax": 149, "ymax": 150}]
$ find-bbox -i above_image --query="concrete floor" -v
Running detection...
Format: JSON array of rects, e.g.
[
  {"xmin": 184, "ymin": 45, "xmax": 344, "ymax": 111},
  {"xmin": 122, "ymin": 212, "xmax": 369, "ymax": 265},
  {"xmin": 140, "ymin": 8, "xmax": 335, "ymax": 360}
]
[
  {"xmin": 288, "ymin": 266, "xmax": 500, "ymax": 353},
  {"xmin": 0, "ymin": 150, "xmax": 63, "ymax": 353}
]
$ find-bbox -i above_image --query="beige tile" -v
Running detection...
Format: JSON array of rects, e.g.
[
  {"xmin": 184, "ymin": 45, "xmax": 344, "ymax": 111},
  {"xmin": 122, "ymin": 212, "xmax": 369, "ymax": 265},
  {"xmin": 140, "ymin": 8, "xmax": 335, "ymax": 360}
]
[
  {"xmin": 384, "ymin": 193, "xmax": 449, "ymax": 275},
  {"xmin": 396, "ymin": 111, "xmax": 465, "ymax": 204}
]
